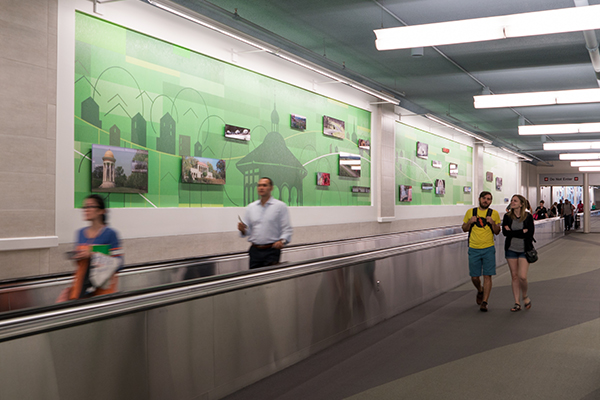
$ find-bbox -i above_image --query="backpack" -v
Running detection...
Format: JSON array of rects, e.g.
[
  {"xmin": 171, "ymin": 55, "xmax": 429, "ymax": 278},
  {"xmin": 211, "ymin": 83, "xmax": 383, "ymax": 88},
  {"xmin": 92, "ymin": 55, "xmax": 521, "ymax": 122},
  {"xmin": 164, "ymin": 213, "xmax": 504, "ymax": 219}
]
[{"xmin": 468, "ymin": 207, "xmax": 493, "ymax": 244}]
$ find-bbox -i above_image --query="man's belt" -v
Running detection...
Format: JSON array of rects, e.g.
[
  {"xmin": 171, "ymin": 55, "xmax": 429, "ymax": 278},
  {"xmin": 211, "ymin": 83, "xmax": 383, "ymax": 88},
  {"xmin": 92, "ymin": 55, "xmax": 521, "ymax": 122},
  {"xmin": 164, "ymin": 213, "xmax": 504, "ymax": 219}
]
[{"xmin": 252, "ymin": 243, "xmax": 275, "ymax": 250}]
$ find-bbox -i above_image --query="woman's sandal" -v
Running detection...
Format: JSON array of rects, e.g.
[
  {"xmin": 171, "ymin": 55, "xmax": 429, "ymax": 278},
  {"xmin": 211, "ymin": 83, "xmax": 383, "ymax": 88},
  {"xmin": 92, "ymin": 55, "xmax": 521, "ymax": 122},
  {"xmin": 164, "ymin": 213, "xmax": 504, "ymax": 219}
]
[
  {"xmin": 524, "ymin": 298, "xmax": 532, "ymax": 310},
  {"xmin": 480, "ymin": 301, "xmax": 488, "ymax": 312},
  {"xmin": 511, "ymin": 303, "xmax": 521, "ymax": 312}
]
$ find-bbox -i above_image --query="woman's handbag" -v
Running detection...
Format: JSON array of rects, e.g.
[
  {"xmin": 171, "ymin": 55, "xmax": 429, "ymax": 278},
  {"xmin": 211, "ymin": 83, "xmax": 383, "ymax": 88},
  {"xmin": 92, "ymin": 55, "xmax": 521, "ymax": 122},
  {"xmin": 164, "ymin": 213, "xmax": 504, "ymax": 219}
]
[
  {"xmin": 90, "ymin": 252, "xmax": 121, "ymax": 288},
  {"xmin": 525, "ymin": 247, "xmax": 538, "ymax": 263}
]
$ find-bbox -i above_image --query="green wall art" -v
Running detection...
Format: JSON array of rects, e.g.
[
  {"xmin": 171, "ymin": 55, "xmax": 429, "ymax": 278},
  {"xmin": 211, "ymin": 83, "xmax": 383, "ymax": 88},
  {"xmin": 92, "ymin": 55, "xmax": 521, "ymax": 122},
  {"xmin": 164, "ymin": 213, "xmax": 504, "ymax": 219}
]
[
  {"xmin": 395, "ymin": 122, "xmax": 473, "ymax": 205},
  {"xmin": 74, "ymin": 12, "xmax": 371, "ymax": 208},
  {"xmin": 482, "ymin": 152, "xmax": 518, "ymax": 205}
]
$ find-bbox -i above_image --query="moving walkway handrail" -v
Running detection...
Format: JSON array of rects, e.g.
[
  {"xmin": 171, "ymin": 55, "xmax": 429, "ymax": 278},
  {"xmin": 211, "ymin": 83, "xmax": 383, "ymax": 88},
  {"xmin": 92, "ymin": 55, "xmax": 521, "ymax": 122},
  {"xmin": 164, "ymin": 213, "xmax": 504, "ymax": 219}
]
[{"xmin": 0, "ymin": 232, "xmax": 468, "ymax": 342}]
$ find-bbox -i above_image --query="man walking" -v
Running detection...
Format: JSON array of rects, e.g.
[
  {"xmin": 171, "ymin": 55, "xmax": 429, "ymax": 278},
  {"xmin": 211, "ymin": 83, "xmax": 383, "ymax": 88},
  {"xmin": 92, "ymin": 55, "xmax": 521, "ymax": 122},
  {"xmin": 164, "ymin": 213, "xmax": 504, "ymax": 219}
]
[
  {"xmin": 462, "ymin": 191, "xmax": 501, "ymax": 312},
  {"xmin": 238, "ymin": 177, "xmax": 292, "ymax": 269}
]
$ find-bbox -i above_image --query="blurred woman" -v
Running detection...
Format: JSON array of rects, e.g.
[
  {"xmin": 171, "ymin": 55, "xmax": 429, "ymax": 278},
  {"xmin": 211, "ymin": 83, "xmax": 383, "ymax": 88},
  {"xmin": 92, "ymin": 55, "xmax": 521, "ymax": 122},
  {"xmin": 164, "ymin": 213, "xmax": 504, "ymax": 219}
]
[
  {"xmin": 57, "ymin": 194, "xmax": 123, "ymax": 301},
  {"xmin": 502, "ymin": 194, "xmax": 534, "ymax": 312}
]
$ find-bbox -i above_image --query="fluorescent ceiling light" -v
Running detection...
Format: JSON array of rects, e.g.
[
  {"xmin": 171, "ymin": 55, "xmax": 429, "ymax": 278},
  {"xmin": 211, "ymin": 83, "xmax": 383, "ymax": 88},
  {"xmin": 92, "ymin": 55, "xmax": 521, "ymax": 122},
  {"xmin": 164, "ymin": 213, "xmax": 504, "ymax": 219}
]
[
  {"xmin": 374, "ymin": 5, "xmax": 600, "ymax": 50},
  {"xmin": 559, "ymin": 153, "xmax": 600, "ymax": 160},
  {"xmin": 425, "ymin": 114, "xmax": 492, "ymax": 144},
  {"xmin": 543, "ymin": 142, "xmax": 600, "ymax": 150},
  {"xmin": 148, "ymin": 0, "xmax": 398, "ymax": 104},
  {"xmin": 571, "ymin": 161, "xmax": 600, "ymax": 167},
  {"xmin": 501, "ymin": 147, "xmax": 533, "ymax": 162},
  {"xmin": 578, "ymin": 167, "xmax": 600, "ymax": 171},
  {"xmin": 520, "ymin": 122, "xmax": 600, "ymax": 135},
  {"xmin": 475, "ymin": 88, "xmax": 600, "ymax": 109}
]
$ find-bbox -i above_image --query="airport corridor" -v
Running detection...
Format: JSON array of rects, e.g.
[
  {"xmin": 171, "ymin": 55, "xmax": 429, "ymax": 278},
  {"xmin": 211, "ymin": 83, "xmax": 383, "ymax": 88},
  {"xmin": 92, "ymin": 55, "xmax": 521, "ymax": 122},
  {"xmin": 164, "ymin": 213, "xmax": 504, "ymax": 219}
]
[{"xmin": 223, "ymin": 230, "xmax": 600, "ymax": 400}]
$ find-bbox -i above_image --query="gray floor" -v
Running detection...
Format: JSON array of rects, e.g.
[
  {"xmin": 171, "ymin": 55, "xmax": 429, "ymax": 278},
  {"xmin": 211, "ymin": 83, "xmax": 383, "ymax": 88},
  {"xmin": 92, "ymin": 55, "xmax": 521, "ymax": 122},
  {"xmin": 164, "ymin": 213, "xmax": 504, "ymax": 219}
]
[{"xmin": 223, "ymin": 230, "xmax": 600, "ymax": 400}]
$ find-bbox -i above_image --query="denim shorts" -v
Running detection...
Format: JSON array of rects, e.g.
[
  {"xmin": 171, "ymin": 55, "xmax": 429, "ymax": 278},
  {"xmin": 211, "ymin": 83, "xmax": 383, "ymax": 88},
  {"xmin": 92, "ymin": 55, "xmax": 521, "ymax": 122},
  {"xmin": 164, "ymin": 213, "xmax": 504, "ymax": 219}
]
[
  {"xmin": 468, "ymin": 246, "xmax": 496, "ymax": 277},
  {"xmin": 505, "ymin": 249, "xmax": 526, "ymax": 259}
]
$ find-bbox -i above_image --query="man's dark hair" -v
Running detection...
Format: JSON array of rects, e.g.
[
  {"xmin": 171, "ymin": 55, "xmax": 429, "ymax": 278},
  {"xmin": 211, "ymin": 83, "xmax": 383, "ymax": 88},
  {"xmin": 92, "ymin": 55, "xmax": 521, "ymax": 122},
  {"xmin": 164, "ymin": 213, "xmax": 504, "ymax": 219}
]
[
  {"xmin": 479, "ymin": 191, "xmax": 492, "ymax": 200},
  {"xmin": 259, "ymin": 177, "xmax": 273, "ymax": 186},
  {"xmin": 540, "ymin": 200, "xmax": 545, "ymax": 204}
]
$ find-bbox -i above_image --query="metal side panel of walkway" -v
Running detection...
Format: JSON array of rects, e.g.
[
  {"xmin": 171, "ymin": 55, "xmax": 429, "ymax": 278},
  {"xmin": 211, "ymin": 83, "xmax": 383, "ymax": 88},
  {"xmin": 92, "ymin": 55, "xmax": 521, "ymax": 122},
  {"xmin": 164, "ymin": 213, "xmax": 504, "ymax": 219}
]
[{"xmin": 223, "ymin": 231, "xmax": 600, "ymax": 400}]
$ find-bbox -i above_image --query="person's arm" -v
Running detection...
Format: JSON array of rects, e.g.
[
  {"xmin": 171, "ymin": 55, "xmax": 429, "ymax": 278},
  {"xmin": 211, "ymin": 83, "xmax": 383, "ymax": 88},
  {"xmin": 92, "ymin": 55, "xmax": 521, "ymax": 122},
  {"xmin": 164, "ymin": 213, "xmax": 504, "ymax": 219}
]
[
  {"xmin": 273, "ymin": 204, "xmax": 292, "ymax": 249},
  {"xmin": 238, "ymin": 208, "xmax": 252, "ymax": 237},
  {"xmin": 488, "ymin": 212, "xmax": 501, "ymax": 235},
  {"xmin": 462, "ymin": 213, "xmax": 477, "ymax": 232}
]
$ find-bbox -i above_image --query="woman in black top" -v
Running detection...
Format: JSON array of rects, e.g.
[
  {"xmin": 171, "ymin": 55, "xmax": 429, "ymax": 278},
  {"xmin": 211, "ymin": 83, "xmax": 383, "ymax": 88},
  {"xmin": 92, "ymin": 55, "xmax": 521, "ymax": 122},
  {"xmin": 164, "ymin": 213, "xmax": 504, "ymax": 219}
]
[{"xmin": 502, "ymin": 194, "xmax": 535, "ymax": 312}]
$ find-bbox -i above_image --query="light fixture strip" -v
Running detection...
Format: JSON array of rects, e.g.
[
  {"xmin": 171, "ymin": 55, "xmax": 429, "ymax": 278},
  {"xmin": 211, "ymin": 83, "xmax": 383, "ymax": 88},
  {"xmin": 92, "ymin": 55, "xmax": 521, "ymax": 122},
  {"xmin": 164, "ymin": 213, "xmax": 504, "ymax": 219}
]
[
  {"xmin": 571, "ymin": 161, "xmax": 600, "ymax": 167},
  {"xmin": 519, "ymin": 122, "xmax": 600, "ymax": 135},
  {"xmin": 476, "ymin": 88, "xmax": 600, "ymax": 109},
  {"xmin": 375, "ymin": 4, "xmax": 600, "ymax": 51},
  {"xmin": 578, "ymin": 167, "xmax": 600, "ymax": 171},
  {"xmin": 148, "ymin": 0, "xmax": 398, "ymax": 104},
  {"xmin": 501, "ymin": 147, "xmax": 533, "ymax": 161},
  {"xmin": 559, "ymin": 153, "xmax": 600, "ymax": 160},
  {"xmin": 425, "ymin": 115, "xmax": 492, "ymax": 144},
  {"xmin": 543, "ymin": 141, "xmax": 600, "ymax": 151}
]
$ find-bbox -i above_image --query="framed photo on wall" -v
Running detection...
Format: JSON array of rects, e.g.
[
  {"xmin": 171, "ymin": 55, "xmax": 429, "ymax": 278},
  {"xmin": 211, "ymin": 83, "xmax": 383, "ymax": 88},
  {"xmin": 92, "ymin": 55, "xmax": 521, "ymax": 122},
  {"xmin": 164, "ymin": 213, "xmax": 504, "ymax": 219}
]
[
  {"xmin": 449, "ymin": 163, "xmax": 458, "ymax": 177},
  {"xmin": 400, "ymin": 185, "xmax": 413, "ymax": 202},
  {"xmin": 486, "ymin": 171, "xmax": 493, "ymax": 182},
  {"xmin": 417, "ymin": 142, "xmax": 428, "ymax": 159}
]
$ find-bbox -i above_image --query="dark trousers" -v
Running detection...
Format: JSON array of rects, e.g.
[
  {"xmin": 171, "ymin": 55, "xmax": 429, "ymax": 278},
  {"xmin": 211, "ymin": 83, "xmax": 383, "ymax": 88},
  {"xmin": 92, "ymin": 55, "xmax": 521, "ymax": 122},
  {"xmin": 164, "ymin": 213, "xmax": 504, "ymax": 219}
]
[{"xmin": 249, "ymin": 246, "xmax": 281, "ymax": 269}]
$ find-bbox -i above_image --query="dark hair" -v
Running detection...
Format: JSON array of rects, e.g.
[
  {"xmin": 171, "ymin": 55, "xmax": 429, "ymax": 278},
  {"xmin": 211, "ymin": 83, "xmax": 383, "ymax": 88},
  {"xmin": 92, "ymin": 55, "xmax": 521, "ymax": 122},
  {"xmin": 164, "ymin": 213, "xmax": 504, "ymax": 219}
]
[
  {"xmin": 540, "ymin": 200, "xmax": 545, "ymax": 204},
  {"xmin": 479, "ymin": 191, "xmax": 492, "ymax": 200},
  {"xmin": 87, "ymin": 194, "xmax": 107, "ymax": 224},
  {"xmin": 259, "ymin": 177, "xmax": 273, "ymax": 186}
]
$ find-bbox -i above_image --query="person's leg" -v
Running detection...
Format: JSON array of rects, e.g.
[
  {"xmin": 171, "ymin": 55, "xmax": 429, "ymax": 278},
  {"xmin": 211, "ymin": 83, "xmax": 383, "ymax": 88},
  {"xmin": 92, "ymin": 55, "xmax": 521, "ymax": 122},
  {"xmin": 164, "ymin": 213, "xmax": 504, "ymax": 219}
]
[
  {"xmin": 518, "ymin": 257, "xmax": 530, "ymax": 305},
  {"xmin": 468, "ymin": 248, "xmax": 484, "ymax": 304},
  {"xmin": 507, "ymin": 257, "xmax": 520, "ymax": 305},
  {"xmin": 249, "ymin": 246, "xmax": 265, "ymax": 269},
  {"xmin": 264, "ymin": 248, "xmax": 281, "ymax": 266},
  {"xmin": 482, "ymin": 275, "xmax": 493, "ymax": 303}
]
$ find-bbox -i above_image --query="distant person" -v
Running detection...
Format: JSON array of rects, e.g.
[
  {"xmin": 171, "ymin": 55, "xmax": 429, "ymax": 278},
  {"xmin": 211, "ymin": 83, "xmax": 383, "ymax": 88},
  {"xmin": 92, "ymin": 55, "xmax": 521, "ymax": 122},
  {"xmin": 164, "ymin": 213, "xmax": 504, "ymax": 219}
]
[
  {"xmin": 462, "ymin": 191, "xmax": 501, "ymax": 312},
  {"xmin": 549, "ymin": 202, "xmax": 558, "ymax": 217},
  {"xmin": 57, "ymin": 194, "xmax": 123, "ymax": 302},
  {"xmin": 534, "ymin": 200, "xmax": 548, "ymax": 220},
  {"xmin": 563, "ymin": 200, "xmax": 575, "ymax": 231},
  {"xmin": 238, "ymin": 177, "xmax": 292, "ymax": 269},
  {"xmin": 577, "ymin": 201, "xmax": 584, "ymax": 213},
  {"xmin": 502, "ymin": 195, "xmax": 534, "ymax": 312},
  {"xmin": 557, "ymin": 199, "xmax": 563, "ymax": 217}
]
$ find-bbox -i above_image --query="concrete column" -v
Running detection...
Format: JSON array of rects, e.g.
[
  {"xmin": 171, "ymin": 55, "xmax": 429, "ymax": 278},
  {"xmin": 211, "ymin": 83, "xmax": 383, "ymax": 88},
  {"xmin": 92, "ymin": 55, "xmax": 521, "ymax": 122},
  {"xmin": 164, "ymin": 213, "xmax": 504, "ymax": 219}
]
[
  {"xmin": 375, "ymin": 104, "xmax": 396, "ymax": 222},
  {"xmin": 584, "ymin": 173, "xmax": 590, "ymax": 233},
  {"xmin": 473, "ymin": 143, "xmax": 484, "ymax": 201}
]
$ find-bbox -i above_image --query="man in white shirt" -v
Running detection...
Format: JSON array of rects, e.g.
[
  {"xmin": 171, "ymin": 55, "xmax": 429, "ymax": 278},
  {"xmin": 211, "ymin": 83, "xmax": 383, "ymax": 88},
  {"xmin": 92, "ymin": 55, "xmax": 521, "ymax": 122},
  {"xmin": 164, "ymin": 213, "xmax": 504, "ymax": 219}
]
[{"xmin": 238, "ymin": 177, "xmax": 293, "ymax": 269}]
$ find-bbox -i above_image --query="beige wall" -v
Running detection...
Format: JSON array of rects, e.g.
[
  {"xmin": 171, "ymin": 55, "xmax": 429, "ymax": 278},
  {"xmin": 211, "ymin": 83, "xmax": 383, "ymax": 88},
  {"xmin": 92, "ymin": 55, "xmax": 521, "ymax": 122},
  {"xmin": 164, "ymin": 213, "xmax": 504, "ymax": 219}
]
[{"xmin": 0, "ymin": 0, "xmax": 57, "ymax": 279}]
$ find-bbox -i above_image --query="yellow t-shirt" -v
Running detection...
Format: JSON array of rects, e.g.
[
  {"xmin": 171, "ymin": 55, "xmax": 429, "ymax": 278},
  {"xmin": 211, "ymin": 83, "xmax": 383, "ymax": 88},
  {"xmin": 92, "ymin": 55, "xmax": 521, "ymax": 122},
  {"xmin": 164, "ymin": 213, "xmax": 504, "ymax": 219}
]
[{"xmin": 463, "ymin": 208, "xmax": 501, "ymax": 249}]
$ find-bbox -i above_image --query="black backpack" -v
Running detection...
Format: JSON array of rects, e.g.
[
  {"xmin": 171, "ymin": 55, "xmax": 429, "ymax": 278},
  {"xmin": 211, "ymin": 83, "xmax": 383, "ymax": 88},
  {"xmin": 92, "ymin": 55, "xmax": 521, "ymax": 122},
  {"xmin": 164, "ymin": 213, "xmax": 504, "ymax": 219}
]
[{"xmin": 468, "ymin": 207, "xmax": 493, "ymax": 243}]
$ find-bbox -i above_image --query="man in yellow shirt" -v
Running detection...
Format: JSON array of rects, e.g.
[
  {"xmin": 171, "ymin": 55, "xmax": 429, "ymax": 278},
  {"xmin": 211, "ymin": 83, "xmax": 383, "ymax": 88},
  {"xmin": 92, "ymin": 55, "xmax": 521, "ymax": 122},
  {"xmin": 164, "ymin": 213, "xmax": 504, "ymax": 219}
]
[{"xmin": 462, "ymin": 191, "xmax": 501, "ymax": 312}]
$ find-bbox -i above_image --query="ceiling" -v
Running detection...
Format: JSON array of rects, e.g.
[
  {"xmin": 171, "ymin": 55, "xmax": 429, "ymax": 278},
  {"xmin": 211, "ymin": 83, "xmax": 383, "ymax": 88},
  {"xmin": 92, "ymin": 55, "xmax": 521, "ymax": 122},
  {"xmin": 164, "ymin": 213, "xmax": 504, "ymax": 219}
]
[{"xmin": 167, "ymin": 0, "xmax": 600, "ymax": 164}]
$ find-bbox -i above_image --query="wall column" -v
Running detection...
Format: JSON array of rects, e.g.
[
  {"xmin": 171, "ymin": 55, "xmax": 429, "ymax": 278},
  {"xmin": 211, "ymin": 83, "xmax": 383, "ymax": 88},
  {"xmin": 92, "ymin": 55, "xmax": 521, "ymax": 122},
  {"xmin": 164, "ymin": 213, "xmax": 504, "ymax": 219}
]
[
  {"xmin": 584, "ymin": 172, "xmax": 590, "ymax": 233},
  {"xmin": 375, "ymin": 104, "xmax": 396, "ymax": 222}
]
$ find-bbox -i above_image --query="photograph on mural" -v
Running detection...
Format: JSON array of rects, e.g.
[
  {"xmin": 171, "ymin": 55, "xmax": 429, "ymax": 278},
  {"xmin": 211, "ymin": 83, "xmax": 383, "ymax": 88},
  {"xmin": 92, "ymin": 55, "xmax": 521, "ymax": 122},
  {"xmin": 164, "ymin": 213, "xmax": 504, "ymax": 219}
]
[
  {"xmin": 421, "ymin": 182, "xmax": 433, "ymax": 191},
  {"xmin": 91, "ymin": 145, "xmax": 148, "ymax": 194},
  {"xmin": 417, "ymin": 142, "xmax": 428, "ymax": 159},
  {"xmin": 323, "ymin": 116, "xmax": 345, "ymax": 139},
  {"xmin": 182, "ymin": 156, "xmax": 226, "ymax": 185},
  {"xmin": 74, "ymin": 12, "xmax": 371, "ymax": 209},
  {"xmin": 496, "ymin": 177, "xmax": 503, "ymax": 191},
  {"xmin": 486, "ymin": 171, "xmax": 494, "ymax": 182},
  {"xmin": 464, "ymin": 186, "xmax": 472, "ymax": 194},
  {"xmin": 432, "ymin": 160, "xmax": 441, "ymax": 169},
  {"xmin": 435, "ymin": 179, "xmax": 445, "ymax": 195},
  {"xmin": 351, "ymin": 186, "xmax": 370, "ymax": 193},
  {"xmin": 358, "ymin": 139, "xmax": 370, "ymax": 150},
  {"xmin": 316, "ymin": 172, "xmax": 331, "ymax": 186},
  {"xmin": 449, "ymin": 163, "xmax": 458, "ymax": 177},
  {"xmin": 339, "ymin": 153, "xmax": 361, "ymax": 178},
  {"xmin": 400, "ymin": 185, "xmax": 412, "ymax": 202},
  {"xmin": 225, "ymin": 124, "xmax": 251, "ymax": 141},
  {"xmin": 290, "ymin": 114, "xmax": 306, "ymax": 130}
]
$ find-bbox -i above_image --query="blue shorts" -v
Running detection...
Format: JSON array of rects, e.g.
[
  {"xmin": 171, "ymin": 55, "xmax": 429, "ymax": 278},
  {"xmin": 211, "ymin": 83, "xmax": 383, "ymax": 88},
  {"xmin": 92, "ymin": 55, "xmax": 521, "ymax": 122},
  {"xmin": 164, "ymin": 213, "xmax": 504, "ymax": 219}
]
[
  {"xmin": 468, "ymin": 246, "xmax": 496, "ymax": 277},
  {"xmin": 505, "ymin": 249, "xmax": 526, "ymax": 259}
]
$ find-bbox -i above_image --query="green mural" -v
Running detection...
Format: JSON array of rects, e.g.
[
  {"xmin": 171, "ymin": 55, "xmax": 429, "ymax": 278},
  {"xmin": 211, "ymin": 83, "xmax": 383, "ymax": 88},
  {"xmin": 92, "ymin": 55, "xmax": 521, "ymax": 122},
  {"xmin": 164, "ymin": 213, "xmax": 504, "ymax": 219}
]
[
  {"xmin": 74, "ymin": 12, "xmax": 371, "ymax": 208},
  {"xmin": 482, "ymin": 152, "xmax": 518, "ymax": 205},
  {"xmin": 395, "ymin": 122, "xmax": 473, "ymax": 205}
]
